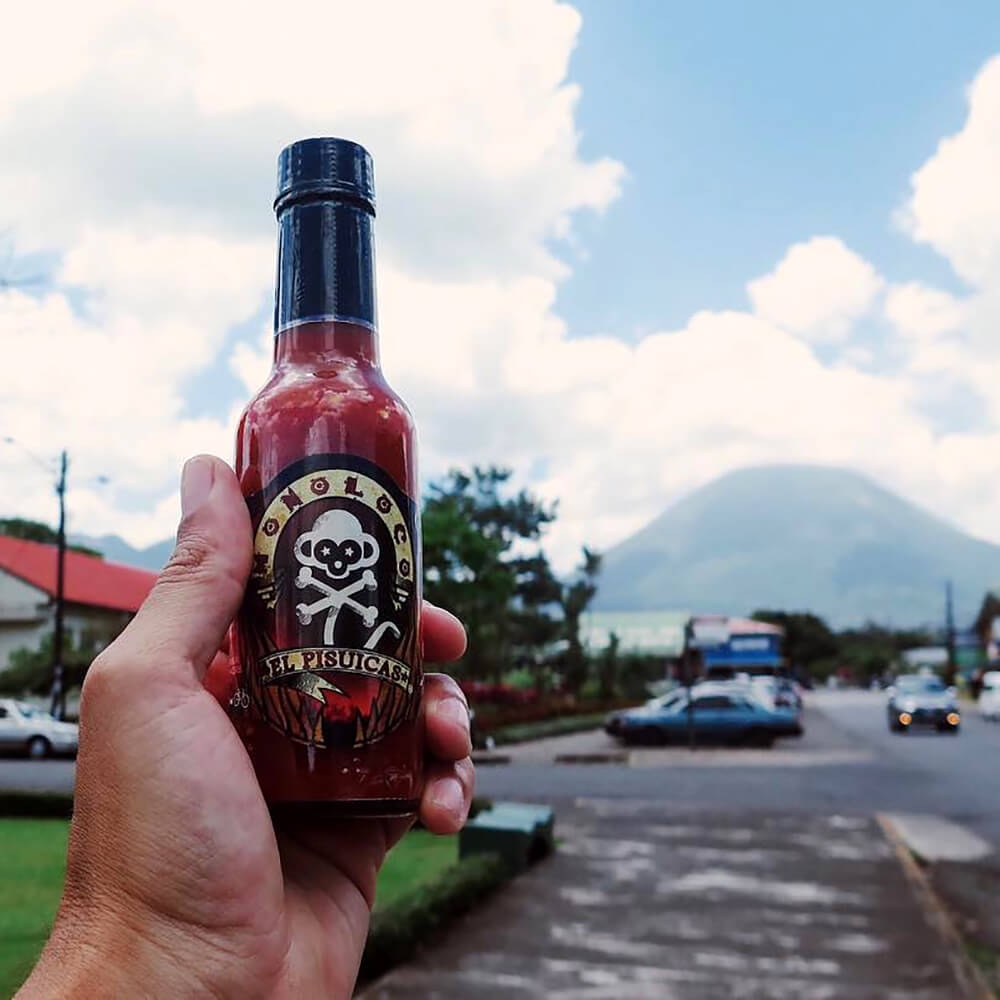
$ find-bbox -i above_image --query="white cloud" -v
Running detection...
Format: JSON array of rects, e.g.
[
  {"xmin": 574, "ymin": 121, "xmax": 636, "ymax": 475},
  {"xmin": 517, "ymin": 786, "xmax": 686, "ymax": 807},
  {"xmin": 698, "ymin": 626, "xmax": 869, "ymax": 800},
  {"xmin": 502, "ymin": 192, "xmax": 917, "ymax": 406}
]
[
  {"xmin": 0, "ymin": 0, "xmax": 622, "ymax": 551},
  {"xmin": 746, "ymin": 237, "xmax": 884, "ymax": 343},
  {"xmin": 900, "ymin": 55, "xmax": 1000, "ymax": 287},
  {"xmin": 884, "ymin": 282, "xmax": 964, "ymax": 340},
  {"xmin": 1, "ymin": 4, "xmax": 1000, "ymax": 582}
]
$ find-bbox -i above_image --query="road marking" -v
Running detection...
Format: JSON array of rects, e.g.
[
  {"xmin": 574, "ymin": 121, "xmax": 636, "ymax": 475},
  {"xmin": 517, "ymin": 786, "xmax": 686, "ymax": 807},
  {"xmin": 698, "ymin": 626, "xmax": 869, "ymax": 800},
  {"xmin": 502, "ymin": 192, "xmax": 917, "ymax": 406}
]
[{"xmin": 627, "ymin": 749, "xmax": 873, "ymax": 768}]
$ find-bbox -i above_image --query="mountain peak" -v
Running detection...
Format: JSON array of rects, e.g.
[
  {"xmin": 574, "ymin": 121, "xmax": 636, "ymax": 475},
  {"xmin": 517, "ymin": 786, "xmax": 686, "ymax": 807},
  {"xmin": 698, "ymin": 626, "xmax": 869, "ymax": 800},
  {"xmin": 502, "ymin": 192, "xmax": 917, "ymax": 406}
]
[{"xmin": 594, "ymin": 464, "xmax": 998, "ymax": 627}]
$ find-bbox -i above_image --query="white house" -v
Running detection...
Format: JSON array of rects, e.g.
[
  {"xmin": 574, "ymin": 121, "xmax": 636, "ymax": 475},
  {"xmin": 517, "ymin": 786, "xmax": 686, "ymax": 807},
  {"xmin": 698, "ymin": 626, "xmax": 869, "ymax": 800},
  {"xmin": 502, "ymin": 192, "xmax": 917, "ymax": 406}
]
[{"xmin": 0, "ymin": 536, "xmax": 157, "ymax": 669}]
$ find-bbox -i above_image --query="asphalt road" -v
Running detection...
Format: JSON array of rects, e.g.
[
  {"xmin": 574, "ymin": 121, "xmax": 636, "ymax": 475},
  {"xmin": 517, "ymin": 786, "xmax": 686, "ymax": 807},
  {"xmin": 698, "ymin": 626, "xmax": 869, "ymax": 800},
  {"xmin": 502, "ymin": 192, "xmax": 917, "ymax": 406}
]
[
  {"xmin": 2, "ymin": 690, "xmax": 998, "ymax": 846},
  {"xmin": 0, "ymin": 757, "xmax": 74, "ymax": 796},
  {"xmin": 477, "ymin": 690, "xmax": 1000, "ymax": 847}
]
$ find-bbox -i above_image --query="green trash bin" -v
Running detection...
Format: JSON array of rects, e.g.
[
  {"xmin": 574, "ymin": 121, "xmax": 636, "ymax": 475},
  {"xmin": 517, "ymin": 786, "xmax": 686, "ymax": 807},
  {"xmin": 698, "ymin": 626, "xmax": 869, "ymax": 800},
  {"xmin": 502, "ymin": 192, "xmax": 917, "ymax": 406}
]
[{"xmin": 459, "ymin": 802, "xmax": 555, "ymax": 873}]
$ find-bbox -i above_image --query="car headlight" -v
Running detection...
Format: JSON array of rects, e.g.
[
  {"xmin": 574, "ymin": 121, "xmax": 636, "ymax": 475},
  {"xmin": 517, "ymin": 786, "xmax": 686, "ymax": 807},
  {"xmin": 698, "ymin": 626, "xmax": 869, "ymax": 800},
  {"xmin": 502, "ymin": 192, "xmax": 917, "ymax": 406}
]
[{"xmin": 902, "ymin": 699, "xmax": 917, "ymax": 713}]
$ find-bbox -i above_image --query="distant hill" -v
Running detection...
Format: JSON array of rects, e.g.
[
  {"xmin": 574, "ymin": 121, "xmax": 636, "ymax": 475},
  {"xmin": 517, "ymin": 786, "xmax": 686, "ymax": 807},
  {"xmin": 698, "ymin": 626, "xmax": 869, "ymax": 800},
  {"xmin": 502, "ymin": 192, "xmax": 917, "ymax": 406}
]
[
  {"xmin": 593, "ymin": 465, "xmax": 1000, "ymax": 628},
  {"xmin": 71, "ymin": 533, "xmax": 173, "ymax": 571}
]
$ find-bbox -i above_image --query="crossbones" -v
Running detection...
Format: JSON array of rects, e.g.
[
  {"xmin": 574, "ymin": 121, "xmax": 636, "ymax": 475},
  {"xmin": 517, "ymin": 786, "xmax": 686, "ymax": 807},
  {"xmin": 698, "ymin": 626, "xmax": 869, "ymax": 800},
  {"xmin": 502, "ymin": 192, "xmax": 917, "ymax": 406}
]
[{"xmin": 296, "ymin": 567, "xmax": 377, "ymax": 644}]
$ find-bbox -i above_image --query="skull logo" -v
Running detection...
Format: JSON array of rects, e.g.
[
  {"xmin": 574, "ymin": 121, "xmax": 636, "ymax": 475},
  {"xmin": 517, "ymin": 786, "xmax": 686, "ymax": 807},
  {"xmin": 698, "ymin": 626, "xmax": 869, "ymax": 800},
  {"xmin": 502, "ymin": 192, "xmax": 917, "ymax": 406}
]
[{"xmin": 292, "ymin": 508, "xmax": 400, "ymax": 648}]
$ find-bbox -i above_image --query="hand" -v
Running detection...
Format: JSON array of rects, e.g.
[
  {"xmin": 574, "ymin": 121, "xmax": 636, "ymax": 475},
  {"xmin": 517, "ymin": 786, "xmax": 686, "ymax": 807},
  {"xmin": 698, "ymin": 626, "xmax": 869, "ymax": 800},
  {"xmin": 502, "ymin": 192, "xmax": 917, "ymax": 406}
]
[{"xmin": 19, "ymin": 455, "xmax": 472, "ymax": 999}]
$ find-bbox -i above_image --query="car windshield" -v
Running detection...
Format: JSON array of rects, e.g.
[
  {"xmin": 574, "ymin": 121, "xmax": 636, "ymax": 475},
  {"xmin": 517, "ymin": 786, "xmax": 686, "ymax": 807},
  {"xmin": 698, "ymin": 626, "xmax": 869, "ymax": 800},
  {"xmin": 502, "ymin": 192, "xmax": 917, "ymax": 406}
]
[
  {"xmin": 15, "ymin": 703, "xmax": 53, "ymax": 720},
  {"xmin": 649, "ymin": 691, "xmax": 683, "ymax": 709},
  {"xmin": 896, "ymin": 676, "xmax": 946, "ymax": 694}
]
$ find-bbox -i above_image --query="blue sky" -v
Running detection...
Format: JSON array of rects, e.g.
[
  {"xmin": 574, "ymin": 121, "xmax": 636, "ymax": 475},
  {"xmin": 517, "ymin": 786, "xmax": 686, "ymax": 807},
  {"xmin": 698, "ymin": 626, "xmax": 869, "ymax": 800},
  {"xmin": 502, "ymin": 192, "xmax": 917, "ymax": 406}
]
[{"xmin": 561, "ymin": 0, "xmax": 999, "ymax": 337}]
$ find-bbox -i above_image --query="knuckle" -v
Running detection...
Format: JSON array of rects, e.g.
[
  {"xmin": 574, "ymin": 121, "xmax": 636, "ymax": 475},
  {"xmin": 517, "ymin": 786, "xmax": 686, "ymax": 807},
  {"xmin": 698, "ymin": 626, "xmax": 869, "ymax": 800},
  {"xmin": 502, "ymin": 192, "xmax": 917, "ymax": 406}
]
[
  {"xmin": 81, "ymin": 650, "xmax": 123, "ymax": 706},
  {"xmin": 426, "ymin": 672, "xmax": 467, "ymax": 705},
  {"xmin": 455, "ymin": 756, "xmax": 475, "ymax": 790},
  {"xmin": 156, "ymin": 522, "xmax": 250, "ymax": 600},
  {"xmin": 160, "ymin": 525, "xmax": 216, "ymax": 584}
]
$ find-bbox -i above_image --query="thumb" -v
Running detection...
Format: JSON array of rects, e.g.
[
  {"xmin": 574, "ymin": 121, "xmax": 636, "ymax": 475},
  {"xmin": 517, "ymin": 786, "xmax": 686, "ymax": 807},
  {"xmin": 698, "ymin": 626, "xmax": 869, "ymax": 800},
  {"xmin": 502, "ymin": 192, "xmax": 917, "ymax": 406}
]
[{"xmin": 114, "ymin": 455, "xmax": 252, "ymax": 686}]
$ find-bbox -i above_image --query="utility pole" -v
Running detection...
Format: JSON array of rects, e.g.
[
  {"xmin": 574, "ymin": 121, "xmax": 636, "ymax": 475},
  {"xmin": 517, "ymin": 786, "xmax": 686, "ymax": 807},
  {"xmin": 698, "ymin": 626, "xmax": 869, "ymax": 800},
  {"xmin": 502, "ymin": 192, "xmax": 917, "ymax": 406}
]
[
  {"xmin": 50, "ymin": 450, "xmax": 68, "ymax": 720},
  {"xmin": 944, "ymin": 580, "xmax": 957, "ymax": 687},
  {"xmin": 682, "ymin": 619, "xmax": 696, "ymax": 752}
]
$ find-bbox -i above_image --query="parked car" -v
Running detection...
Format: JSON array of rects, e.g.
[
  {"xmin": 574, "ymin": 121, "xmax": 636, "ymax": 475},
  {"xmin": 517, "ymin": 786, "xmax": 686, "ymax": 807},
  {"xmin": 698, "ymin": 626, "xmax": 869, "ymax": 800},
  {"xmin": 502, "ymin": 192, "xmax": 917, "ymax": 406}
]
[
  {"xmin": 886, "ymin": 675, "xmax": 960, "ymax": 734},
  {"xmin": 605, "ymin": 680, "xmax": 749, "ymax": 736},
  {"xmin": 610, "ymin": 687, "xmax": 802, "ymax": 748},
  {"xmin": 979, "ymin": 671, "xmax": 1000, "ymax": 721},
  {"xmin": 746, "ymin": 675, "xmax": 803, "ymax": 712},
  {"xmin": 605, "ymin": 688, "xmax": 684, "ymax": 737},
  {"xmin": 0, "ymin": 699, "xmax": 79, "ymax": 758}
]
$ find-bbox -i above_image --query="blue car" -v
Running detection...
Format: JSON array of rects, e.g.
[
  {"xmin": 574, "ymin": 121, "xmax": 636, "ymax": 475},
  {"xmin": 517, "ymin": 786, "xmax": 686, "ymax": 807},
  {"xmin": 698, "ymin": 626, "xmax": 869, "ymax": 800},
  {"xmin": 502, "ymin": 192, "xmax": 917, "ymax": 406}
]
[{"xmin": 613, "ymin": 689, "xmax": 802, "ymax": 748}]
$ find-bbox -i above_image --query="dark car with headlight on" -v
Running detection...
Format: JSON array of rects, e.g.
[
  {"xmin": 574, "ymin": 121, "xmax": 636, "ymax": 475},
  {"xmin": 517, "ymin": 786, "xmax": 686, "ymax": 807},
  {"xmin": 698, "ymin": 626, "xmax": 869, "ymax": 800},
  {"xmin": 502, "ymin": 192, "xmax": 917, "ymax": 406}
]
[{"xmin": 887, "ymin": 674, "xmax": 960, "ymax": 733}]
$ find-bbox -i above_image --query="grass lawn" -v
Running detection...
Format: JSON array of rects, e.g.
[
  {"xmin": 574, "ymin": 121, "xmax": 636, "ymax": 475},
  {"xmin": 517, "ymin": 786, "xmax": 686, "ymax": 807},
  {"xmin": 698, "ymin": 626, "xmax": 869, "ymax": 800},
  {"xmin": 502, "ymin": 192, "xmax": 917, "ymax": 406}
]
[
  {"xmin": 374, "ymin": 830, "xmax": 457, "ymax": 910},
  {"xmin": 0, "ymin": 819, "xmax": 68, "ymax": 998},
  {"xmin": 0, "ymin": 819, "xmax": 455, "ymax": 996}
]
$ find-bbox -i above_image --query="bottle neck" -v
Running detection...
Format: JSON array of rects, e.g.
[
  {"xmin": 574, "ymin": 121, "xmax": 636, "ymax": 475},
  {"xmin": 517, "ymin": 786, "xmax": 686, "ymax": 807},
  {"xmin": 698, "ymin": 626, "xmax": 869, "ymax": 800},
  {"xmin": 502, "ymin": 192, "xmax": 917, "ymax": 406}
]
[
  {"xmin": 273, "ymin": 321, "xmax": 379, "ymax": 367},
  {"xmin": 273, "ymin": 198, "xmax": 378, "ymax": 366}
]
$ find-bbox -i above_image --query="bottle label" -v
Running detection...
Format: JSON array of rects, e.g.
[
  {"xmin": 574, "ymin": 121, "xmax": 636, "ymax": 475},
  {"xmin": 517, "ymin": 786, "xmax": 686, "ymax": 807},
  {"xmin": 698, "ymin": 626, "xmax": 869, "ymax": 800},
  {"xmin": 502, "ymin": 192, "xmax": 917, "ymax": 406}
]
[{"xmin": 236, "ymin": 455, "xmax": 420, "ymax": 749}]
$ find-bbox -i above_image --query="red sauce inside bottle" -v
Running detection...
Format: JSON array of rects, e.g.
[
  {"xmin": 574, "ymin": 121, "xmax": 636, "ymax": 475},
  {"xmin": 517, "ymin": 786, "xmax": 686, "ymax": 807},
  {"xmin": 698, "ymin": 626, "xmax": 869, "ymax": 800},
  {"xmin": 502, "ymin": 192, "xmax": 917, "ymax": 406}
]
[{"xmin": 233, "ymin": 321, "xmax": 422, "ymax": 815}]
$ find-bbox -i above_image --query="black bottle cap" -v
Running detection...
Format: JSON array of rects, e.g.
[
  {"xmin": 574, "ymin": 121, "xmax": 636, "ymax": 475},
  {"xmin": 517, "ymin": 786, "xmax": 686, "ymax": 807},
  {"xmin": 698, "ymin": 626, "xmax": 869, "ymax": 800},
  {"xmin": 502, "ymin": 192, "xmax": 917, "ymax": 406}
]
[{"xmin": 274, "ymin": 137, "xmax": 375, "ymax": 216}]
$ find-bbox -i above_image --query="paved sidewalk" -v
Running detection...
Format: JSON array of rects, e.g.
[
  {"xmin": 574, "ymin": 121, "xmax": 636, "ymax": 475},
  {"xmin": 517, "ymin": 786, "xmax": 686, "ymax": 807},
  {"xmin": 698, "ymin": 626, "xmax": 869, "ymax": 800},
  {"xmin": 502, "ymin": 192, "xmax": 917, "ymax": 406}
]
[{"xmin": 362, "ymin": 799, "xmax": 966, "ymax": 999}]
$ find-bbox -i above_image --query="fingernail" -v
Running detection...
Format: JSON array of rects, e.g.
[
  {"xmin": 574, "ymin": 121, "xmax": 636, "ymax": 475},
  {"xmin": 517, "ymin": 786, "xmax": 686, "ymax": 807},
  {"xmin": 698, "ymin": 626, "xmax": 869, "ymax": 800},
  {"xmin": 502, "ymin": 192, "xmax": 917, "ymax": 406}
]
[
  {"xmin": 181, "ymin": 457, "xmax": 214, "ymax": 518},
  {"xmin": 431, "ymin": 776, "xmax": 464, "ymax": 818}
]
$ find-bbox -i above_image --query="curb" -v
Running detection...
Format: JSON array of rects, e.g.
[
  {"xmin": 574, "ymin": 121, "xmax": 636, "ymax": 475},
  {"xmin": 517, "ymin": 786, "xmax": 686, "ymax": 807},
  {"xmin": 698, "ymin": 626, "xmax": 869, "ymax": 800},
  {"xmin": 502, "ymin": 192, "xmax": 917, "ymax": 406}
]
[
  {"xmin": 877, "ymin": 813, "xmax": 994, "ymax": 1000},
  {"xmin": 553, "ymin": 752, "xmax": 628, "ymax": 765}
]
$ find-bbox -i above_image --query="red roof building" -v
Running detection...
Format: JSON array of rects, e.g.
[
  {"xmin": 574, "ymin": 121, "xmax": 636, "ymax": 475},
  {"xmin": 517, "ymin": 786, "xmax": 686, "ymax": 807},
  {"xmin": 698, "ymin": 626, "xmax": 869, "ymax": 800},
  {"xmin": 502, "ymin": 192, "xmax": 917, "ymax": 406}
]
[{"xmin": 0, "ymin": 536, "xmax": 158, "ymax": 669}]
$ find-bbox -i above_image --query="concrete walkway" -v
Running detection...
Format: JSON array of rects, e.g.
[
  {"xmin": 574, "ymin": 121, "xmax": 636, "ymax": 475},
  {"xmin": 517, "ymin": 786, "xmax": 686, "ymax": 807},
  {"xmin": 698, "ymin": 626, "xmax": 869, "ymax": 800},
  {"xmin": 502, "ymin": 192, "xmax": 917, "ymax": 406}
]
[{"xmin": 362, "ymin": 799, "xmax": 966, "ymax": 999}]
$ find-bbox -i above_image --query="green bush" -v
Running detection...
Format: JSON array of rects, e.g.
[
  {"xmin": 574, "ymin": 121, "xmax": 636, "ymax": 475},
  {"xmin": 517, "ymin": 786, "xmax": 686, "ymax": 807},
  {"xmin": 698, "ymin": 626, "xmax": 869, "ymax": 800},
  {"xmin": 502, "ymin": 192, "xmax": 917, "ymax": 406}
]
[
  {"xmin": 491, "ymin": 712, "xmax": 611, "ymax": 746},
  {"xmin": 501, "ymin": 667, "xmax": 537, "ymax": 690},
  {"xmin": 473, "ymin": 696, "xmax": 634, "ymax": 732},
  {"xmin": 359, "ymin": 852, "xmax": 508, "ymax": 986}
]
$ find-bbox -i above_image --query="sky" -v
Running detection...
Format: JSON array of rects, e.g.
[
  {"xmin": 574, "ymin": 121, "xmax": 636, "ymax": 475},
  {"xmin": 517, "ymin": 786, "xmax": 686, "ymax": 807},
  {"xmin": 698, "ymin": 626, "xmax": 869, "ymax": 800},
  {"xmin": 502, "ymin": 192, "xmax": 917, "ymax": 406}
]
[{"xmin": 2, "ymin": 0, "xmax": 1000, "ymax": 573}]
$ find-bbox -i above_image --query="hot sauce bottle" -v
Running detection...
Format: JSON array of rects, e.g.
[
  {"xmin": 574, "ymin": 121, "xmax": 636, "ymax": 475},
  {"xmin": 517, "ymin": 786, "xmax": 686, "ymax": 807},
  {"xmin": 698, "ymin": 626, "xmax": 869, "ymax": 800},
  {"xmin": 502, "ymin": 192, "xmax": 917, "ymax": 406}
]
[{"xmin": 231, "ymin": 138, "xmax": 423, "ymax": 817}]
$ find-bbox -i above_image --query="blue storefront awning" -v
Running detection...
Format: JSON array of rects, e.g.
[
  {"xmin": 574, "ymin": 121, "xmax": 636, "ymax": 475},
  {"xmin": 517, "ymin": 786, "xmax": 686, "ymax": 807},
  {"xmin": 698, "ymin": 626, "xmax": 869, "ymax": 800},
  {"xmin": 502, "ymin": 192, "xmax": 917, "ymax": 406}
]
[{"xmin": 703, "ymin": 652, "xmax": 783, "ymax": 669}]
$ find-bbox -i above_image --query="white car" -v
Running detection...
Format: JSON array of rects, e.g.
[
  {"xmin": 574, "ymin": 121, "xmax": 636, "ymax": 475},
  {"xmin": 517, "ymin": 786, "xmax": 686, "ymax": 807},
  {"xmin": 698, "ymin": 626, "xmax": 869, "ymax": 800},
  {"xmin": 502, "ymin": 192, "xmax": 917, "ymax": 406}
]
[
  {"xmin": 0, "ymin": 699, "xmax": 79, "ymax": 757},
  {"xmin": 980, "ymin": 671, "xmax": 1000, "ymax": 721}
]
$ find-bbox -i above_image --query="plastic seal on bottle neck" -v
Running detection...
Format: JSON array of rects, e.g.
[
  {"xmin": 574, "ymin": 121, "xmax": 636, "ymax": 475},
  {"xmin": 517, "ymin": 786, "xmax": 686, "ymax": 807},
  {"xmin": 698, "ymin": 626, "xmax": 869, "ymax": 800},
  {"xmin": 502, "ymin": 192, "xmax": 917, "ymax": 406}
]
[{"xmin": 274, "ymin": 137, "xmax": 376, "ymax": 216}]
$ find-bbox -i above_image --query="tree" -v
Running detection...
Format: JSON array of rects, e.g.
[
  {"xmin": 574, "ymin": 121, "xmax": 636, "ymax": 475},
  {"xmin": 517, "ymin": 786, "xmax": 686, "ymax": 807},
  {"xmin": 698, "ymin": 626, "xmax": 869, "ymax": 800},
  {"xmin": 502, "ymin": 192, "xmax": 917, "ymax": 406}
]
[
  {"xmin": 422, "ymin": 467, "xmax": 558, "ymax": 682},
  {"xmin": 752, "ymin": 610, "xmax": 839, "ymax": 675},
  {"xmin": 837, "ymin": 622, "xmax": 935, "ymax": 683},
  {"xmin": 0, "ymin": 629, "xmax": 110, "ymax": 697},
  {"xmin": 597, "ymin": 630, "xmax": 620, "ymax": 700},
  {"xmin": 557, "ymin": 547, "xmax": 602, "ymax": 695},
  {"xmin": 0, "ymin": 517, "xmax": 102, "ymax": 558}
]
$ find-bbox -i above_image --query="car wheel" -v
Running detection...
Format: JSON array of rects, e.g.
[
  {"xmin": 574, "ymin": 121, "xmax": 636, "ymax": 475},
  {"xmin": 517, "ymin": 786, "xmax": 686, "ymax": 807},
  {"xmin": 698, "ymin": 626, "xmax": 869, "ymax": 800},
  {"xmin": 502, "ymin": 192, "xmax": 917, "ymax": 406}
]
[
  {"xmin": 746, "ymin": 729, "xmax": 774, "ymax": 749},
  {"xmin": 26, "ymin": 736, "xmax": 51, "ymax": 759}
]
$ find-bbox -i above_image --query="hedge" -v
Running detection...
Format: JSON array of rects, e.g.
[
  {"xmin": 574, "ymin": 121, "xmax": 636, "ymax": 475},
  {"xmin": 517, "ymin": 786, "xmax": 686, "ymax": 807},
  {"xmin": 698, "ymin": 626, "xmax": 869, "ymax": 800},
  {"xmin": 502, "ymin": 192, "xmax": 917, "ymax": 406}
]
[
  {"xmin": 358, "ymin": 851, "xmax": 508, "ymax": 986},
  {"xmin": 0, "ymin": 792, "xmax": 74, "ymax": 819},
  {"xmin": 474, "ymin": 696, "xmax": 636, "ymax": 733}
]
